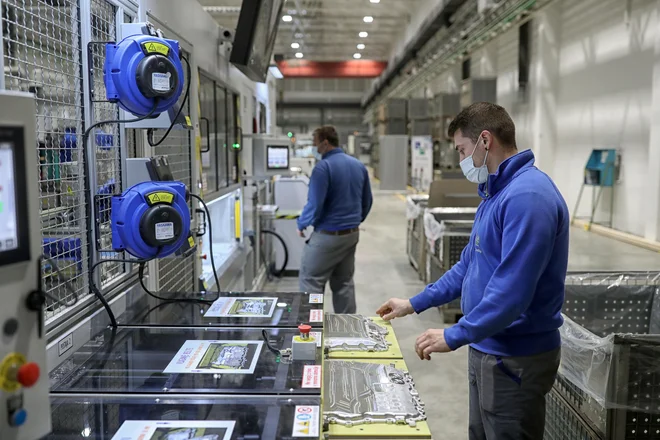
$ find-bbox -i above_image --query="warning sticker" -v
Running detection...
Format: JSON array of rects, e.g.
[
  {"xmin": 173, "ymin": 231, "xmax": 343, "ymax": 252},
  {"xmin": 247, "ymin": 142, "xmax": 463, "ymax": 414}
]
[
  {"xmin": 146, "ymin": 192, "xmax": 174, "ymax": 205},
  {"xmin": 155, "ymin": 222, "xmax": 174, "ymax": 240},
  {"xmin": 309, "ymin": 293, "xmax": 323, "ymax": 304},
  {"xmin": 142, "ymin": 41, "xmax": 170, "ymax": 56},
  {"xmin": 301, "ymin": 365, "xmax": 322, "ymax": 389},
  {"xmin": 292, "ymin": 405, "xmax": 320, "ymax": 437},
  {"xmin": 152, "ymin": 72, "xmax": 171, "ymax": 92},
  {"xmin": 309, "ymin": 309, "xmax": 323, "ymax": 323},
  {"xmin": 310, "ymin": 331, "xmax": 322, "ymax": 347}
]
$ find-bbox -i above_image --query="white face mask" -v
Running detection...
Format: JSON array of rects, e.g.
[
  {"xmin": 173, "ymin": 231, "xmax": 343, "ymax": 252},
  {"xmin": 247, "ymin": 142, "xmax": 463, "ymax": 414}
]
[{"xmin": 460, "ymin": 137, "xmax": 490, "ymax": 184}]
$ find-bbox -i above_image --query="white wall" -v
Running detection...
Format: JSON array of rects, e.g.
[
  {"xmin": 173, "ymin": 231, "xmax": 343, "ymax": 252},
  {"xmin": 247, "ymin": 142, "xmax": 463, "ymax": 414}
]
[{"xmin": 485, "ymin": 0, "xmax": 656, "ymax": 237}]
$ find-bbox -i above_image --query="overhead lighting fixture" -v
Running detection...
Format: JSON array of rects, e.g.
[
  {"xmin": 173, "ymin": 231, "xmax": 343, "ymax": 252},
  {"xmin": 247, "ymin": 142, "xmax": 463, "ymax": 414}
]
[
  {"xmin": 359, "ymin": 31, "xmax": 368, "ymax": 38},
  {"xmin": 353, "ymin": 53, "xmax": 362, "ymax": 59},
  {"xmin": 357, "ymin": 43, "xmax": 366, "ymax": 50},
  {"xmin": 295, "ymin": 52, "xmax": 304, "ymax": 58},
  {"xmin": 363, "ymin": 16, "xmax": 374, "ymax": 23},
  {"xmin": 295, "ymin": 32, "xmax": 304, "ymax": 38},
  {"xmin": 370, "ymin": 0, "xmax": 381, "ymax": 3},
  {"xmin": 282, "ymin": 15, "xmax": 293, "ymax": 22},
  {"xmin": 291, "ymin": 42, "xmax": 300, "ymax": 49}
]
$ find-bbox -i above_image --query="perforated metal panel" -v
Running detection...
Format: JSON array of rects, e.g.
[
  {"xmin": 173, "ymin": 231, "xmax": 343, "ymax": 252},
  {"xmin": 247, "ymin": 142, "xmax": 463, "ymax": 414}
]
[
  {"xmin": 153, "ymin": 49, "xmax": 195, "ymax": 294},
  {"xmin": 544, "ymin": 388, "xmax": 602, "ymax": 440},
  {"xmin": 2, "ymin": 0, "xmax": 87, "ymax": 319}
]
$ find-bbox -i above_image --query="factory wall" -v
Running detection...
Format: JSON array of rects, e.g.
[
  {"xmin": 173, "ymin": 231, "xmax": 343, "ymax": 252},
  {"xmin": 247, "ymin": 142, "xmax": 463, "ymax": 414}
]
[{"xmin": 475, "ymin": 0, "xmax": 657, "ymax": 238}]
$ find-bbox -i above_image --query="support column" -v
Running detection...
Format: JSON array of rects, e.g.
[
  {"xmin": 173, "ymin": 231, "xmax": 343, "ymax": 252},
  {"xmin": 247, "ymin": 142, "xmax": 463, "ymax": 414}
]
[
  {"xmin": 644, "ymin": 0, "xmax": 660, "ymax": 241},
  {"xmin": 531, "ymin": 2, "xmax": 561, "ymax": 176}
]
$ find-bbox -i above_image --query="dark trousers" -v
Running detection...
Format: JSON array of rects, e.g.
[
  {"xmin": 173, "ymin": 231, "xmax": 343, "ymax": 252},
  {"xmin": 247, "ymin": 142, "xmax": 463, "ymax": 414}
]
[
  {"xmin": 468, "ymin": 346, "xmax": 560, "ymax": 440},
  {"xmin": 299, "ymin": 231, "xmax": 359, "ymax": 313}
]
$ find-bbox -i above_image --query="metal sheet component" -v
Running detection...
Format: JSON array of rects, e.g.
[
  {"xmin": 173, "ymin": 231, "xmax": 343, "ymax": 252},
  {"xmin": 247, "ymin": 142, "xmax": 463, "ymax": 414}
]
[
  {"xmin": 324, "ymin": 361, "xmax": 426, "ymax": 427},
  {"xmin": 324, "ymin": 314, "xmax": 389, "ymax": 352}
]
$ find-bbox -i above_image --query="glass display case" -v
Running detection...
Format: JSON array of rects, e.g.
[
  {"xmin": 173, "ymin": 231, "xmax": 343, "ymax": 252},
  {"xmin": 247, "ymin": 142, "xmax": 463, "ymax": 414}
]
[{"xmin": 201, "ymin": 188, "xmax": 242, "ymax": 286}]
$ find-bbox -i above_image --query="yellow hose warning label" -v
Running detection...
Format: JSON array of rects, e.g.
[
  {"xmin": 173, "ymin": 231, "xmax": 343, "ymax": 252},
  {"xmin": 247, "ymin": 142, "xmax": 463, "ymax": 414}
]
[
  {"xmin": 188, "ymin": 236, "xmax": 195, "ymax": 248},
  {"xmin": 142, "ymin": 41, "xmax": 170, "ymax": 56},
  {"xmin": 146, "ymin": 192, "xmax": 175, "ymax": 205}
]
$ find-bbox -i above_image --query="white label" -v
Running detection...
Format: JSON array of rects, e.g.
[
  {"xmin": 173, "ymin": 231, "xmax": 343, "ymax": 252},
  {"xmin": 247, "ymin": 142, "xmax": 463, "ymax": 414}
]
[
  {"xmin": 155, "ymin": 222, "xmax": 174, "ymax": 240},
  {"xmin": 111, "ymin": 420, "xmax": 235, "ymax": 440},
  {"xmin": 292, "ymin": 405, "xmax": 320, "ymax": 437},
  {"xmin": 152, "ymin": 72, "xmax": 171, "ymax": 91},
  {"xmin": 163, "ymin": 340, "xmax": 263, "ymax": 374},
  {"xmin": 205, "ymin": 297, "xmax": 278, "ymax": 318},
  {"xmin": 310, "ymin": 331, "xmax": 322, "ymax": 347},
  {"xmin": 309, "ymin": 293, "xmax": 324, "ymax": 304},
  {"xmin": 309, "ymin": 309, "xmax": 323, "ymax": 323},
  {"xmin": 58, "ymin": 333, "xmax": 73, "ymax": 357},
  {"xmin": 301, "ymin": 365, "xmax": 322, "ymax": 388}
]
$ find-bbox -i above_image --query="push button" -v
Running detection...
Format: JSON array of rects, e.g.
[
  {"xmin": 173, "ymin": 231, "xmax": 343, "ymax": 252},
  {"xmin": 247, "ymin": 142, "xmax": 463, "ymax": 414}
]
[
  {"xmin": 9, "ymin": 409, "xmax": 27, "ymax": 427},
  {"xmin": 16, "ymin": 363, "xmax": 40, "ymax": 387}
]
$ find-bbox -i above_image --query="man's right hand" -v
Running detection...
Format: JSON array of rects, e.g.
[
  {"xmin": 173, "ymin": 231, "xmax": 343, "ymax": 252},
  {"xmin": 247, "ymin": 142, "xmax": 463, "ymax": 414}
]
[{"xmin": 376, "ymin": 298, "xmax": 414, "ymax": 321}]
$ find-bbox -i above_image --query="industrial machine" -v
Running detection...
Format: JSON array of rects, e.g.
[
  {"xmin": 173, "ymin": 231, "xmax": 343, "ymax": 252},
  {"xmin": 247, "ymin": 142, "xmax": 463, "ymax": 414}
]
[{"xmin": 0, "ymin": 92, "xmax": 51, "ymax": 440}]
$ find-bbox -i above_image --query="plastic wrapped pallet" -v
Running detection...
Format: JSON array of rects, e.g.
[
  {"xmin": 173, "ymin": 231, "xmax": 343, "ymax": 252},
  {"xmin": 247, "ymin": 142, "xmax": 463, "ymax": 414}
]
[
  {"xmin": 555, "ymin": 314, "xmax": 660, "ymax": 439},
  {"xmin": 406, "ymin": 195, "xmax": 429, "ymax": 274}
]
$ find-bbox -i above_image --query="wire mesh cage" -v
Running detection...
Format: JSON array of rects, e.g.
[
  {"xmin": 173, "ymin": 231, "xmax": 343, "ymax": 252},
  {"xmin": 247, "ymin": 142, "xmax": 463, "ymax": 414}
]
[
  {"xmin": 2, "ymin": 0, "xmax": 88, "ymax": 319},
  {"xmin": 555, "ymin": 273, "xmax": 660, "ymax": 440},
  {"xmin": 88, "ymin": 0, "xmax": 126, "ymax": 287},
  {"xmin": 545, "ymin": 388, "xmax": 602, "ymax": 440},
  {"xmin": 152, "ymin": 49, "xmax": 195, "ymax": 294}
]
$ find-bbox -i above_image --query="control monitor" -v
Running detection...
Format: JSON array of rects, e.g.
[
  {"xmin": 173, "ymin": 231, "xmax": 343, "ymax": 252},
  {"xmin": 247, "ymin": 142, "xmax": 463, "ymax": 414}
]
[
  {"xmin": 0, "ymin": 92, "xmax": 51, "ymax": 440},
  {"xmin": 267, "ymin": 145, "xmax": 289, "ymax": 170}
]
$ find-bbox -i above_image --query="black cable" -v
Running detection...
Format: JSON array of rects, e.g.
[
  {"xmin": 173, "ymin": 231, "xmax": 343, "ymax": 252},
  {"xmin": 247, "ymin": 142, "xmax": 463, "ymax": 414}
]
[
  {"xmin": 137, "ymin": 262, "xmax": 212, "ymax": 304},
  {"xmin": 262, "ymin": 329, "xmax": 282, "ymax": 355},
  {"xmin": 261, "ymin": 229, "xmax": 288, "ymax": 277},
  {"xmin": 147, "ymin": 56, "xmax": 191, "ymax": 147},
  {"xmin": 42, "ymin": 256, "xmax": 80, "ymax": 307},
  {"xmin": 190, "ymin": 194, "xmax": 223, "ymax": 301}
]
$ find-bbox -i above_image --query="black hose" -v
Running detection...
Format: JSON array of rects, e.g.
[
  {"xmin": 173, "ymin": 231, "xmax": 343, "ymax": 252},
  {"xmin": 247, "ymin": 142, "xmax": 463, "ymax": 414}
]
[{"xmin": 261, "ymin": 229, "xmax": 288, "ymax": 277}]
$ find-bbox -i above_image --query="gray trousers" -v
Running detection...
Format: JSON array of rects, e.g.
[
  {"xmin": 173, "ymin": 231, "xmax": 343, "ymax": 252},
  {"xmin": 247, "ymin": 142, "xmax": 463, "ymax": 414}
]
[
  {"xmin": 468, "ymin": 346, "xmax": 560, "ymax": 440},
  {"xmin": 299, "ymin": 231, "xmax": 359, "ymax": 313}
]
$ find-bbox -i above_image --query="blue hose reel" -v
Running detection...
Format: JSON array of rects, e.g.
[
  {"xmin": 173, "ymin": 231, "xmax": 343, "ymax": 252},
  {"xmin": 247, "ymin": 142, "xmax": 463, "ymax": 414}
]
[
  {"xmin": 104, "ymin": 34, "xmax": 184, "ymax": 117},
  {"xmin": 111, "ymin": 181, "xmax": 193, "ymax": 259}
]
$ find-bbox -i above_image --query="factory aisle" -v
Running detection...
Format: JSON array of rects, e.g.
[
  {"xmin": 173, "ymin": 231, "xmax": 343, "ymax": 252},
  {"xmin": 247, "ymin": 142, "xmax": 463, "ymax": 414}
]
[{"xmin": 264, "ymin": 187, "xmax": 660, "ymax": 440}]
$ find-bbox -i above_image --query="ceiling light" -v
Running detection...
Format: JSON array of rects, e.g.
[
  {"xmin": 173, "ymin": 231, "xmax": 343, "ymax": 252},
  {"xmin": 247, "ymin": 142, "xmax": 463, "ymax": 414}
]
[
  {"xmin": 359, "ymin": 31, "xmax": 368, "ymax": 38},
  {"xmin": 357, "ymin": 43, "xmax": 366, "ymax": 50},
  {"xmin": 295, "ymin": 52, "xmax": 304, "ymax": 58},
  {"xmin": 282, "ymin": 15, "xmax": 293, "ymax": 22},
  {"xmin": 370, "ymin": 0, "xmax": 381, "ymax": 3},
  {"xmin": 291, "ymin": 42, "xmax": 300, "ymax": 49},
  {"xmin": 354, "ymin": 53, "xmax": 362, "ymax": 59},
  {"xmin": 268, "ymin": 65, "xmax": 284, "ymax": 79},
  {"xmin": 363, "ymin": 16, "xmax": 374, "ymax": 23}
]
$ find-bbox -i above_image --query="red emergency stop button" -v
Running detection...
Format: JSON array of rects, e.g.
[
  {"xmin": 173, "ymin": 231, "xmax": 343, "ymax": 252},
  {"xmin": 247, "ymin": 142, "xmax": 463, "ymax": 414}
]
[
  {"xmin": 16, "ymin": 362, "xmax": 40, "ymax": 387},
  {"xmin": 298, "ymin": 324, "xmax": 312, "ymax": 335}
]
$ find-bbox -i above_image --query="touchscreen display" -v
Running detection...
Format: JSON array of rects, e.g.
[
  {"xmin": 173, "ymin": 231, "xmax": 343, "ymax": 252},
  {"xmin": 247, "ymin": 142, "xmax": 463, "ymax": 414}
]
[{"xmin": 0, "ymin": 142, "xmax": 18, "ymax": 252}]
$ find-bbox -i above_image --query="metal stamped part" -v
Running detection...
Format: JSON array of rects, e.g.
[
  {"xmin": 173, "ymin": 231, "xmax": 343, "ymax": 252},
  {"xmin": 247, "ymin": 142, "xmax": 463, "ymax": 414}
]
[
  {"xmin": 324, "ymin": 314, "xmax": 390, "ymax": 352},
  {"xmin": 324, "ymin": 361, "xmax": 426, "ymax": 427}
]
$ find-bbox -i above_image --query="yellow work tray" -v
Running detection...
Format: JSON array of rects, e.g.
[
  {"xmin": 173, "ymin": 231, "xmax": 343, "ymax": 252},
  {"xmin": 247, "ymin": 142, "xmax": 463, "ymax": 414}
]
[
  {"xmin": 324, "ymin": 358, "xmax": 432, "ymax": 439},
  {"xmin": 327, "ymin": 317, "xmax": 403, "ymax": 360}
]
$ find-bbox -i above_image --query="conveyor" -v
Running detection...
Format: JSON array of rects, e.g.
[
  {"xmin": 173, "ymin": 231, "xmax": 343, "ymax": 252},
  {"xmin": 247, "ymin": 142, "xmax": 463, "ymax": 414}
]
[
  {"xmin": 49, "ymin": 327, "xmax": 323, "ymax": 396},
  {"xmin": 325, "ymin": 315, "xmax": 403, "ymax": 360},
  {"xmin": 45, "ymin": 394, "xmax": 322, "ymax": 440},
  {"xmin": 116, "ymin": 292, "xmax": 325, "ymax": 329}
]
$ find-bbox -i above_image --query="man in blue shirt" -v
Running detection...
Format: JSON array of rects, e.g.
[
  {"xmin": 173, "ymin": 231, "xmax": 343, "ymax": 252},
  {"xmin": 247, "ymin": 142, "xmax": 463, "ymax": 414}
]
[
  {"xmin": 377, "ymin": 103, "xmax": 569, "ymax": 440},
  {"xmin": 297, "ymin": 126, "xmax": 373, "ymax": 313}
]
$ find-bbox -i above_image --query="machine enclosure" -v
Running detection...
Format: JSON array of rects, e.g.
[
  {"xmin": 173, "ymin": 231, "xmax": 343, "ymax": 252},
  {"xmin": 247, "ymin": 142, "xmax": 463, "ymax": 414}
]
[
  {"xmin": 104, "ymin": 34, "xmax": 184, "ymax": 117},
  {"xmin": 111, "ymin": 181, "xmax": 191, "ymax": 259}
]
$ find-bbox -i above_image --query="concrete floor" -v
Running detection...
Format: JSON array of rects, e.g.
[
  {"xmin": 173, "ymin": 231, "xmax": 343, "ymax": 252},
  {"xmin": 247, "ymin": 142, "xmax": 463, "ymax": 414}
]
[{"xmin": 264, "ymin": 189, "xmax": 660, "ymax": 439}]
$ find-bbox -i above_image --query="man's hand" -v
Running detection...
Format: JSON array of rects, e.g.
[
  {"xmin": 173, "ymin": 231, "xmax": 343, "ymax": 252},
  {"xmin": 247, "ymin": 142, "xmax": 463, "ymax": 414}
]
[
  {"xmin": 376, "ymin": 298, "xmax": 414, "ymax": 321},
  {"xmin": 297, "ymin": 229, "xmax": 306, "ymax": 238},
  {"xmin": 415, "ymin": 329, "xmax": 452, "ymax": 360}
]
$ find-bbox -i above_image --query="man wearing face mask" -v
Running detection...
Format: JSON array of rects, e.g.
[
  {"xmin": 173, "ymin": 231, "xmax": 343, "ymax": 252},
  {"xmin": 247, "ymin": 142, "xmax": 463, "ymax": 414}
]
[
  {"xmin": 377, "ymin": 102, "xmax": 569, "ymax": 440},
  {"xmin": 297, "ymin": 126, "xmax": 373, "ymax": 313}
]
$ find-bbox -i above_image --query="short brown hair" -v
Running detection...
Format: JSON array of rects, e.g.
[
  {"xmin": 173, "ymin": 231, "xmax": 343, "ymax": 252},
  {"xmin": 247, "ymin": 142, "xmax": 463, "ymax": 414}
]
[
  {"xmin": 314, "ymin": 125, "xmax": 339, "ymax": 147},
  {"xmin": 448, "ymin": 102, "xmax": 517, "ymax": 149}
]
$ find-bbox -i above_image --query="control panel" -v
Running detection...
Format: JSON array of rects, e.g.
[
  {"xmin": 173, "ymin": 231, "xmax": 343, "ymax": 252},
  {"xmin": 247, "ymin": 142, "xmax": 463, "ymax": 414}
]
[{"xmin": 0, "ymin": 92, "xmax": 51, "ymax": 440}]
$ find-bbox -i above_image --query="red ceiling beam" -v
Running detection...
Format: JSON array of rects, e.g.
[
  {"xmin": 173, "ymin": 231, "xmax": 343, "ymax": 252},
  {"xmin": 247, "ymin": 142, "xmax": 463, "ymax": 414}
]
[{"xmin": 276, "ymin": 60, "xmax": 387, "ymax": 78}]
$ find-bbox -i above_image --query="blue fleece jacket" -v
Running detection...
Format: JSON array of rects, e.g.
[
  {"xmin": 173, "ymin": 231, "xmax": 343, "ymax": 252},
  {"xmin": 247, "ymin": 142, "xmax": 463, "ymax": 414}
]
[
  {"xmin": 297, "ymin": 148, "xmax": 373, "ymax": 232},
  {"xmin": 410, "ymin": 150, "xmax": 569, "ymax": 357}
]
